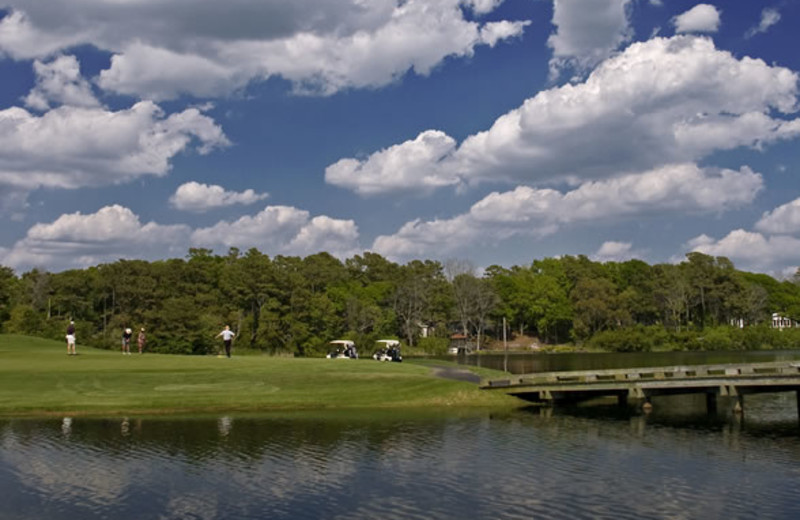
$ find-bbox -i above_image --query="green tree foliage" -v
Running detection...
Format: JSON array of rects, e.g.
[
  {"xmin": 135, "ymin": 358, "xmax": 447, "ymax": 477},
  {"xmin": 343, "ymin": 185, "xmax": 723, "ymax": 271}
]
[
  {"xmin": 393, "ymin": 260, "xmax": 449, "ymax": 347},
  {"xmin": 451, "ymin": 273, "xmax": 499, "ymax": 349},
  {"xmin": 587, "ymin": 326, "xmax": 663, "ymax": 352},
  {"xmin": 606, "ymin": 259, "xmax": 659, "ymax": 325},
  {"xmin": 3, "ymin": 250, "xmax": 800, "ymax": 355},
  {"xmin": 4, "ymin": 304, "xmax": 45, "ymax": 335},
  {"xmin": 571, "ymin": 277, "xmax": 631, "ymax": 339},
  {"xmin": 653, "ymin": 263, "xmax": 690, "ymax": 330},
  {"xmin": 0, "ymin": 265, "xmax": 19, "ymax": 329}
]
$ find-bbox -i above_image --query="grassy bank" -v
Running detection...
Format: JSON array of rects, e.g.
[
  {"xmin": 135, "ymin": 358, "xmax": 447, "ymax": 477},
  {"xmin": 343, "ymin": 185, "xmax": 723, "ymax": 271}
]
[{"xmin": 0, "ymin": 334, "xmax": 519, "ymax": 417}]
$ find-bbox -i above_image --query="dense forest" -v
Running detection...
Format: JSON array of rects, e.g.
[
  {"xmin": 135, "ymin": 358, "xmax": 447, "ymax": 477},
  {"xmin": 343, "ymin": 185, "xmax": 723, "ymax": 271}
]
[{"xmin": 2, "ymin": 249, "xmax": 800, "ymax": 355}]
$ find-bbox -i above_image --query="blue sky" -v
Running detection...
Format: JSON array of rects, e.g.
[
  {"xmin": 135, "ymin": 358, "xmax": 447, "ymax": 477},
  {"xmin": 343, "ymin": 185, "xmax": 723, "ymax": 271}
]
[{"xmin": 1, "ymin": 0, "xmax": 799, "ymax": 276}]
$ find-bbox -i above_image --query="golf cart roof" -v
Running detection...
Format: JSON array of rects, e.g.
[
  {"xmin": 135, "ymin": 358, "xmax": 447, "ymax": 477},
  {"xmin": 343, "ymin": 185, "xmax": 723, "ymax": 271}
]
[
  {"xmin": 329, "ymin": 340, "xmax": 355, "ymax": 346},
  {"xmin": 375, "ymin": 339, "xmax": 400, "ymax": 346}
]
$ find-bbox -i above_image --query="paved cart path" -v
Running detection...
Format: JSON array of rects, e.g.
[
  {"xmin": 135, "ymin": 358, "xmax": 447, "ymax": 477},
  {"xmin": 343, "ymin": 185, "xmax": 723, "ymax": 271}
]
[{"xmin": 429, "ymin": 365, "xmax": 481, "ymax": 384}]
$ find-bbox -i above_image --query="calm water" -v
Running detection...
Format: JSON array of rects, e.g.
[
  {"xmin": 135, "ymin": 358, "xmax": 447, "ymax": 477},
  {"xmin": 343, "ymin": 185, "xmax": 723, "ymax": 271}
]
[
  {"xmin": 2, "ymin": 351, "xmax": 800, "ymax": 519},
  {"xmin": 447, "ymin": 349, "xmax": 800, "ymax": 374}
]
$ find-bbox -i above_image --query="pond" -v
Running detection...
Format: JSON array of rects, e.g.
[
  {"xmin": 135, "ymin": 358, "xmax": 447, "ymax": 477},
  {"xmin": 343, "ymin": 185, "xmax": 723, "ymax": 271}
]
[
  {"xmin": 2, "ymin": 403, "xmax": 800, "ymax": 519},
  {"xmin": 443, "ymin": 349, "xmax": 800, "ymax": 374},
  {"xmin": 3, "ymin": 350, "xmax": 800, "ymax": 519}
]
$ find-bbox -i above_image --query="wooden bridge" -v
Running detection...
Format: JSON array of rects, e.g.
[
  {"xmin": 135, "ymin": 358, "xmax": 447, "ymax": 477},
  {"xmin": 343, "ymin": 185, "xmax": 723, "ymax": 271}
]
[{"xmin": 481, "ymin": 361, "xmax": 800, "ymax": 417}]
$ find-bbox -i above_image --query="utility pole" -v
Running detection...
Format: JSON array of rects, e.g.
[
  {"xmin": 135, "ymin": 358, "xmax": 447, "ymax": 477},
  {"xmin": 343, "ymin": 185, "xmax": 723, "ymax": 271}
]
[{"xmin": 503, "ymin": 316, "xmax": 508, "ymax": 373}]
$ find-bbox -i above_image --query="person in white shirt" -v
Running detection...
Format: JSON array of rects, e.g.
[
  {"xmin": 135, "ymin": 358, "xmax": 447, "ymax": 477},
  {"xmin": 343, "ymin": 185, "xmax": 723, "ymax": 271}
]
[
  {"xmin": 215, "ymin": 325, "xmax": 235, "ymax": 358},
  {"xmin": 66, "ymin": 321, "xmax": 76, "ymax": 355}
]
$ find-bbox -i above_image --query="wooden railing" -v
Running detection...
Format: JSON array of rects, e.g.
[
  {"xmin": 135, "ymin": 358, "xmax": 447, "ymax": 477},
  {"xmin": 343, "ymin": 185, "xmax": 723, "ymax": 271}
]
[{"xmin": 482, "ymin": 361, "xmax": 800, "ymax": 389}]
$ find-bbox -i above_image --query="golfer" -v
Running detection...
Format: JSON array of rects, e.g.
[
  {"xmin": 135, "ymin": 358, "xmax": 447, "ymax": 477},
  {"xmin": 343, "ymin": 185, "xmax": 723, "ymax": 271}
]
[
  {"xmin": 66, "ymin": 321, "xmax": 76, "ymax": 355},
  {"xmin": 216, "ymin": 325, "xmax": 235, "ymax": 358},
  {"xmin": 122, "ymin": 327, "xmax": 133, "ymax": 355},
  {"xmin": 137, "ymin": 328, "xmax": 146, "ymax": 354}
]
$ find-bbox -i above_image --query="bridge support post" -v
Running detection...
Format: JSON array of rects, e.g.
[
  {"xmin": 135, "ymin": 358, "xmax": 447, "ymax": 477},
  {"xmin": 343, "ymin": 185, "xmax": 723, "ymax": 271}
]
[
  {"xmin": 706, "ymin": 392, "xmax": 718, "ymax": 415},
  {"xmin": 627, "ymin": 387, "xmax": 650, "ymax": 412},
  {"xmin": 733, "ymin": 395, "xmax": 744, "ymax": 416},
  {"xmin": 796, "ymin": 390, "xmax": 800, "ymax": 423}
]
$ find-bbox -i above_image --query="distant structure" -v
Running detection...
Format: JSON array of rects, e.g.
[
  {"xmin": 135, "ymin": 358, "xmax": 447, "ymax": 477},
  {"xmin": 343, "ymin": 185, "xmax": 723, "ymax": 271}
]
[
  {"xmin": 448, "ymin": 333, "xmax": 473, "ymax": 354},
  {"xmin": 771, "ymin": 313, "xmax": 799, "ymax": 330},
  {"xmin": 416, "ymin": 321, "xmax": 432, "ymax": 338},
  {"xmin": 730, "ymin": 313, "xmax": 800, "ymax": 329}
]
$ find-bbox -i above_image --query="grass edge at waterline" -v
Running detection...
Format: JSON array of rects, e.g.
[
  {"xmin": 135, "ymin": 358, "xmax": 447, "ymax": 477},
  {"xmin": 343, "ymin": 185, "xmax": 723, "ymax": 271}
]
[{"xmin": 0, "ymin": 334, "xmax": 521, "ymax": 417}]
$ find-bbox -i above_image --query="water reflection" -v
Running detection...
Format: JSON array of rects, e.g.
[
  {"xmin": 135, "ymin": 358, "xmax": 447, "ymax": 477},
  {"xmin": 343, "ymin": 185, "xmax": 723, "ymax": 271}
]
[
  {"xmin": 217, "ymin": 416, "xmax": 232, "ymax": 437},
  {"xmin": 448, "ymin": 350, "xmax": 800, "ymax": 374},
  {"xmin": 1, "ymin": 406, "xmax": 799, "ymax": 520},
  {"xmin": 61, "ymin": 417, "xmax": 72, "ymax": 437}
]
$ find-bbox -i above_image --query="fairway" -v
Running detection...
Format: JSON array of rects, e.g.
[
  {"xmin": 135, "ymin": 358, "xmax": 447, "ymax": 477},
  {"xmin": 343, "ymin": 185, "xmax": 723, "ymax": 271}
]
[{"xmin": 0, "ymin": 335, "xmax": 517, "ymax": 417}]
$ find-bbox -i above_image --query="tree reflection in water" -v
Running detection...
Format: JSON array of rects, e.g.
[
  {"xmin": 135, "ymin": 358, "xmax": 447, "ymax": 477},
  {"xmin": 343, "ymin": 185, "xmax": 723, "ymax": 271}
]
[{"xmin": 0, "ymin": 406, "xmax": 799, "ymax": 519}]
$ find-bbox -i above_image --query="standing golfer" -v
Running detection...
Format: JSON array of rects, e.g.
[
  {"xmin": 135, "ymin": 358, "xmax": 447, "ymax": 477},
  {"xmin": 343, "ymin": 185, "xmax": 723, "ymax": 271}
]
[
  {"xmin": 137, "ymin": 328, "xmax": 146, "ymax": 354},
  {"xmin": 122, "ymin": 327, "xmax": 133, "ymax": 355},
  {"xmin": 66, "ymin": 321, "xmax": 76, "ymax": 355},
  {"xmin": 216, "ymin": 325, "xmax": 235, "ymax": 358}
]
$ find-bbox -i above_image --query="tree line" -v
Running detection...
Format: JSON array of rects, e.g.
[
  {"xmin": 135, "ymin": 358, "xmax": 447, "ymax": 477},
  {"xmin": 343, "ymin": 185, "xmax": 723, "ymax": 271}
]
[{"xmin": 1, "ymin": 249, "xmax": 799, "ymax": 355}]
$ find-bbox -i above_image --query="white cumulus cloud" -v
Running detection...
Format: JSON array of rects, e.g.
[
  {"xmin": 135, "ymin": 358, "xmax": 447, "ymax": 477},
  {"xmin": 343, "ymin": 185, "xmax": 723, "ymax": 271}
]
[
  {"xmin": 170, "ymin": 182, "xmax": 268, "ymax": 212},
  {"xmin": 24, "ymin": 55, "xmax": 100, "ymax": 111},
  {"xmin": 687, "ymin": 229, "xmax": 800, "ymax": 273},
  {"xmin": 746, "ymin": 8, "xmax": 781, "ymax": 38},
  {"xmin": 687, "ymin": 191, "xmax": 800, "ymax": 273},
  {"xmin": 1, "ymin": 205, "xmax": 192, "ymax": 270},
  {"xmin": 0, "ymin": 0, "xmax": 528, "ymax": 99},
  {"xmin": 453, "ymin": 36, "xmax": 797, "ymax": 186},
  {"xmin": 592, "ymin": 241, "xmax": 642, "ymax": 262},
  {"xmin": 480, "ymin": 20, "xmax": 531, "ymax": 48},
  {"xmin": 673, "ymin": 4, "xmax": 720, "ymax": 34},
  {"xmin": 191, "ymin": 206, "xmax": 361, "ymax": 259},
  {"xmin": 325, "ymin": 130, "xmax": 459, "ymax": 195},
  {"xmin": 547, "ymin": 0, "xmax": 633, "ymax": 78},
  {"xmin": 0, "ymin": 9, "xmax": 90, "ymax": 59},
  {"xmin": 373, "ymin": 163, "xmax": 762, "ymax": 260},
  {"xmin": 0, "ymin": 101, "xmax": 229, "ymax": 192},
  {"xmin": 755, "ymin": 198, "xmax": 800, "ymax": 235},
  {"xmin": 465, "ymin": 0, "xmax": 505, "ymax": 15},
  {"xmin": 329, "ymin": 36, "xmax": 798, "ymax": 196},
  {"xmin": 2, "ymin": 204, "xmax": 362, "ymax": 271},
  {"xmin": 286, "ymin": 216, "xmax": 361, "ymax": 258}
]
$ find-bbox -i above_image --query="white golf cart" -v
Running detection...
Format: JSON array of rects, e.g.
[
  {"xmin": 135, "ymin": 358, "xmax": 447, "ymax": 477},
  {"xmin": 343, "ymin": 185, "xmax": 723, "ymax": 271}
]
[
  {"xmin": 372, "ymin": 339, "xmax": 402, "ymax": 362},
  {"xmin": 326, "ymin": 340, "xmax": 358, "ymax": 359}
]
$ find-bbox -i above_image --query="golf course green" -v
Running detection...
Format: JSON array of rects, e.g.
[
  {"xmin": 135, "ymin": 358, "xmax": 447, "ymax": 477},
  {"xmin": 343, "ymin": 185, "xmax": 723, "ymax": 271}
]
[{"xmin": 0, "ymin": 334, "xmax": 518, "ymax": 417}]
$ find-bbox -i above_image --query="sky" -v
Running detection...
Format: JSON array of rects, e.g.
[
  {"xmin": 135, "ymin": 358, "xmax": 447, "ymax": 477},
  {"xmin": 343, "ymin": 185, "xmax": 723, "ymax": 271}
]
[{"xmin": 0, "ymin": 0, "xmax": 799, "ymax": 276}]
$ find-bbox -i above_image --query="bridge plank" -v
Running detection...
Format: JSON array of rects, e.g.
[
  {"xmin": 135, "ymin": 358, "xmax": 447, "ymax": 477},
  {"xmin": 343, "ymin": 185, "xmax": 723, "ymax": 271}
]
[{"xmin": 480, "ymin": 362, "xmax": 800, "ymax": 406}]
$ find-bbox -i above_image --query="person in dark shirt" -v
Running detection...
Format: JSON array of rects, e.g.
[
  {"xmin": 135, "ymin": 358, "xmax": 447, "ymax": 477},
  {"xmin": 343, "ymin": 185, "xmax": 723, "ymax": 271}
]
[{"xmin": 122, "ymin": 328, "xmax": 133, "ymax": 355}]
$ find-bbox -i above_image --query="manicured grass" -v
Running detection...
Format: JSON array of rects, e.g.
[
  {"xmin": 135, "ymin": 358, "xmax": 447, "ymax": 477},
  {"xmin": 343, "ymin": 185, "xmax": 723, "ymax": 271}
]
[{"xmin": 0, "ymin": 334, "xmax": 520, "ymax": 417}]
